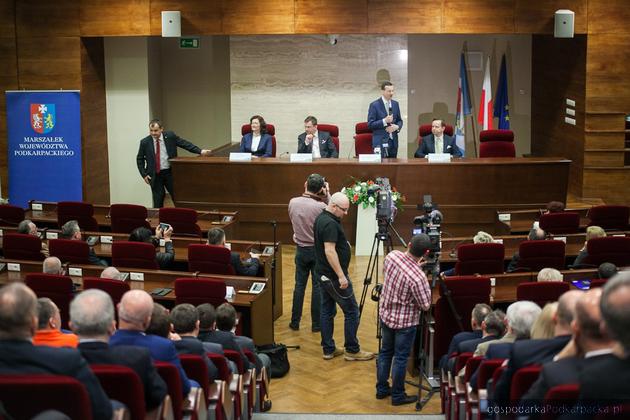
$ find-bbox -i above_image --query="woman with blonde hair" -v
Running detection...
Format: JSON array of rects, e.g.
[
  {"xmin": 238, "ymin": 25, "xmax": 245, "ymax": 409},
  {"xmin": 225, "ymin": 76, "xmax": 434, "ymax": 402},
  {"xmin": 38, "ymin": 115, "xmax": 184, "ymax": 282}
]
[
  {"xmin": 572, "ymin": 226, "xmax": 606, "ymax": 267},
  {"xmin": 530, "ymin": 302, "xmax": 558, "ymax": 339}
]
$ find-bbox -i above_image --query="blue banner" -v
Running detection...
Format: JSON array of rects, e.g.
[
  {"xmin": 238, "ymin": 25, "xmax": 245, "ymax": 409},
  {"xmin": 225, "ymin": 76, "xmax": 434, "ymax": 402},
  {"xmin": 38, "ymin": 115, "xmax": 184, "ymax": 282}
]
[
  {"xmin": 493, "ymin": 54, "xmax": 510, "ymax": 129},
  {"xmin": 6, "ymin": 91, "xmax": 82, "ymax": 208}
]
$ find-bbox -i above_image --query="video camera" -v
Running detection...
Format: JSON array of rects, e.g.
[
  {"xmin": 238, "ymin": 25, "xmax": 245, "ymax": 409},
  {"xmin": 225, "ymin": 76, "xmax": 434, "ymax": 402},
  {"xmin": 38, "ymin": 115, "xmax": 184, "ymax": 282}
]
[
  {"xmin": 413, "ymin": 195, "xmax": 442, "ymax": 278},
  {"xmin": 367, "ymin": 177, "xmax": 396, "ymax": 238}
]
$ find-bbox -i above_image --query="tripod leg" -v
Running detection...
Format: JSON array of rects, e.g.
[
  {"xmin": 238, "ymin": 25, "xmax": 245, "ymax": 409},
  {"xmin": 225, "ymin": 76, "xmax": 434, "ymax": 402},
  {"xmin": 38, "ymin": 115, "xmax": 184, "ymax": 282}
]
[{"xmin": 358, "ymin": 233, "xmax": 380, "ymax": 320}]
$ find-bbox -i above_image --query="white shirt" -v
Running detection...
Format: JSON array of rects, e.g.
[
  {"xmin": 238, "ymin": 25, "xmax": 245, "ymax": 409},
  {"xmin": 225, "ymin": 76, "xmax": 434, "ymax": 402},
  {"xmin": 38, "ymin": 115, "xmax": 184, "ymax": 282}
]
[
  {"xmin": 156, "ymin": 134, "xmax": 170, "ymax": 170},
  {"xmin": 251, "ymin": 134, "xmax": 262, "ymax": 153},
  {"xmin": 434, "ymin": 135, "xmax": 444, "ymax": 154},
  {"xmin": 381, "ymin": 96, "xmax": 393, "ymax": 139},
  {"xmin": 311, "ymin": 131, "xmax": 321, "ymax": 158}
]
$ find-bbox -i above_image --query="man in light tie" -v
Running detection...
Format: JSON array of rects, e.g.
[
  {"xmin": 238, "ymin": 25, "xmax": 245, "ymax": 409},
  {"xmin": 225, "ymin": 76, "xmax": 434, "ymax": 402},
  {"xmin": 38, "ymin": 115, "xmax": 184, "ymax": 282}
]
[
  {"xmin": 297, "ymin": 116, "xmax": 338, "ymax": 158},
  {"xmin": 367, "ymin": 81, "xmax": 403, "ymax": 158},
  {"xmin": 414, "ymin": 118, "xmax": 462, "ymax": 158}
]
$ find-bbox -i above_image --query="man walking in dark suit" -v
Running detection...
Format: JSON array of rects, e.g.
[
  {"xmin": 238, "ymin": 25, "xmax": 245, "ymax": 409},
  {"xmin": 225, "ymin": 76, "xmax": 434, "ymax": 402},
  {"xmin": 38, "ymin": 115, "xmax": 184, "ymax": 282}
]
[
  {"xmin": 368, "ymin": 81, "xmax": 403, "ymax": 158},
  {"xmin": 415, "ymin": 119, "xmax": 463, "ymax": 158},
  {"xmin": 70, "ymin": 289, "xmax": 167, "ymax": 412},
  {"xmin": 136, "ymin": 119, "xmax": 211, "ymax": 208},
  {"xmin": 297, "ymin": 116, "xmax": 338, "ymax": 158}
]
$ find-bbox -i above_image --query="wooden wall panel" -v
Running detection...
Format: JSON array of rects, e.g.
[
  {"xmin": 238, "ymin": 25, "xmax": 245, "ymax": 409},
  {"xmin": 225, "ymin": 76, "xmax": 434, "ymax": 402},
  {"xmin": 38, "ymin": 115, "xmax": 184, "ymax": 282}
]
[
  {"xmin": 586, "ymin": 34, "xmax": 630, "ymax": 113},
  {"xmin": 222, "ymin": 0, "xmax": 294, "ymax": 34},
  {"xmin": 583, "ymin": 169, "xmax": 630, "ymax": 204},
  {"xmin": 80, "ymin": 0, "xmax": 150, "ymax": 36},
  {"xmin": 585, "ymin": 113, "xmax": 626, "ymax": 131},
  {"xmin": 16, "ymin": 37, "xmax": 82, "ymax": 90},
  {"xmin": 0, "ymin": 1, "xmax": 17, "ymax": 198},
  {"xmin": 16, "ymin": 0, "xmax": 79, "ymax": 37},
  {"xmin": 0, "ymin": 1, "xmax": 15, "ymax": 38},
  {"xmin": 588, "ymin": 0, "xmax": 630, "ymax": 34},
  {"xmin": 149, "ymin": 0, "xmax": 222, "ymax": 36},
  {"xmin": 295, "ymin": 0, "xmax": 367, "ymax": 34},
  {"xmin": 368, "ymin": 0, "xmax": 442, "ymax": 34},
  {"xmin": 80, "ymin": 38, "xmax": 110, "ymax": 204},
  {"xmin": 584, "ymin": 133, "xmax": 624, "ymax": 150},
  {"xmin": 443, "ymin": 0, "xmax": 515, "ymax": 33},
  {"xmin": 584, "ymin": 152, "xmax": 624, "ymax": 167},
  {"xmin": 515, "ymin": 0, "xmax": 586, "ymax": 34}
]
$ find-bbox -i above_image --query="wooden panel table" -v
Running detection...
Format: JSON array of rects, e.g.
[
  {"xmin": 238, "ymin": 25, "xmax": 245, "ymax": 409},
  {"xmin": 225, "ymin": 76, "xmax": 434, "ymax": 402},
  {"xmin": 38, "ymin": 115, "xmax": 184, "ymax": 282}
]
[{"xmin": 170, "ymin": 157, "xmax": 571, "ymax": 244}]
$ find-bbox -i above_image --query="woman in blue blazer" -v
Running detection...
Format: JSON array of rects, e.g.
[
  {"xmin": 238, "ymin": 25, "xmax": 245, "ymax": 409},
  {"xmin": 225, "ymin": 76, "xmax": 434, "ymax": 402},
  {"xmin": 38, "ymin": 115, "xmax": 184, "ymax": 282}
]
[{"xmin": 240, "ymin": 115, "xmax": 273, "ymax": 157}]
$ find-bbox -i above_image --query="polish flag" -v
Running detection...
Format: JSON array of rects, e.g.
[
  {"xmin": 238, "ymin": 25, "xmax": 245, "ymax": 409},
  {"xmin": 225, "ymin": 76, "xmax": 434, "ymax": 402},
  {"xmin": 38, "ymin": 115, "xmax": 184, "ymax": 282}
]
[{"xmin": 478, "ymin": 57, "xmax": 493, "ymax": 130}]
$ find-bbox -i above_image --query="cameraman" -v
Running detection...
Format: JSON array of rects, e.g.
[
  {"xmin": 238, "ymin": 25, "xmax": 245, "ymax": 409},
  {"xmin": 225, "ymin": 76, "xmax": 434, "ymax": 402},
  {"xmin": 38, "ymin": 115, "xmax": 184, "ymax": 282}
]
[{"xmin": 376, "ymin": 234, "xmax": 432, "ymax": 406}]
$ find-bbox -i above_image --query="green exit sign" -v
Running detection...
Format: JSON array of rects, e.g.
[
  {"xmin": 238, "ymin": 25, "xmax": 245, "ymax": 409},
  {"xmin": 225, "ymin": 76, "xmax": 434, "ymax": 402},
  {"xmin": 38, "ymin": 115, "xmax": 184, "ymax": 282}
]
[{"xmin": 180, "ymin": 38, "xmax": 200, "ymax": 49}]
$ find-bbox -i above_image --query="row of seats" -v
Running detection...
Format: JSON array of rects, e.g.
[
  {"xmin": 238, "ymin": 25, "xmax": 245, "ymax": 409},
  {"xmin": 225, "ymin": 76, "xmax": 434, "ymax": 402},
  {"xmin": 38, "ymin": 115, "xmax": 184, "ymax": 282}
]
[{"xmin": 539, "ymin": 206, "xmax": 630, "ymax": 232}]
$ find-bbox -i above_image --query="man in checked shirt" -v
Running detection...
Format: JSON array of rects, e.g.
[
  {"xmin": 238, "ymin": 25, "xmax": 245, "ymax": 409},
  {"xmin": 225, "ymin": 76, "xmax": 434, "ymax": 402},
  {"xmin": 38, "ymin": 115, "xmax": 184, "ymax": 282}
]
[{"xmin": 376, "ymin": 234, "xmax": 433, "ymax": 406}]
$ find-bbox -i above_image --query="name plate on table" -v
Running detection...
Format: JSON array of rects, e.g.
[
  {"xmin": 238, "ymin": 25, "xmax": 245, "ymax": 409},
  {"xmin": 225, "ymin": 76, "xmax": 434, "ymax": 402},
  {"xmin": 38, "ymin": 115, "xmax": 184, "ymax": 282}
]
[
  {"xmin": 427, "ymin": 153, "xmax": 452, "ymax": 163},
  {"xmin": 229, "ymin": 152, "xmax": 252, "ymax": 162},
  {"xmin": 359, "ymin": 154, "xmax": 381, "ymax": 163},
  {"xmin": 290, "ymin": 153, "xmax": 313, "ymax": 163}
]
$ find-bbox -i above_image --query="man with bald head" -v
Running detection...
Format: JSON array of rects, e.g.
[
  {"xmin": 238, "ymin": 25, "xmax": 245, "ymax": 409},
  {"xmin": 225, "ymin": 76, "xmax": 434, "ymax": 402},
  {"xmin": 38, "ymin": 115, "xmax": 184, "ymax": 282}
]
[
  {"xmin": 0, "ymin": 283, "xmax": 112, "ymax": 420},
  {"xmin": 100, "ymin": 266, "xmax": 122, "ymax": 280},
  {"xmin": 18, "ymin": 219, "xmax": 49, "ymax": 257},
  {"xmin": 110, "ymin": 290, "xmax": 195, "ymax": 396},
  {"xmin": 42, "ymin": 256, "xmax": 64, "ymax": 275},
  {"xmin": 314, "ymin": 192, "xmax": 373, "ymax": 361}
]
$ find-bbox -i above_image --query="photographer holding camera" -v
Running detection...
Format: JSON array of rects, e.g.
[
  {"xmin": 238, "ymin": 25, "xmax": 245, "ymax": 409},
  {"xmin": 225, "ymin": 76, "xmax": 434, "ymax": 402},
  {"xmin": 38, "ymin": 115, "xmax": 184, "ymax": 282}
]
[{"xmin": 376, "ymin": 233, "xmax": 432, "ymax": 406}]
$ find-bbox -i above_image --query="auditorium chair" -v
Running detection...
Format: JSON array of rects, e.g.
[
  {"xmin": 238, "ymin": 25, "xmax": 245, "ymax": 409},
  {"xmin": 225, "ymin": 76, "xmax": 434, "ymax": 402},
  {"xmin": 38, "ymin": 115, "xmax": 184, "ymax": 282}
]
[
  {"xmin": 48, "ymin": 238, "xmax": 91, "ymax": 264},
  {"xmin": 541, "ymin": 383, "xmax": 580, "ymax": 420},
  {"xmin": 539, "ymin": 212, "xmax": 580, "ymax": 234},
  {"xmin": 188, "ymin": 244, "xmax": 236, "ymax": 275},
  {"xmin": 461, "ymin": 356, "xmax": 484, "ymax": 420},
  {"xmin": 0, "ymin": 375, "xmax": 93, "ymax": 419},
  {"xmin": 355, "ymin": 122, "xmax": 371, "ymax": 135},
  {"xmin": 454, "ymin": 243, "xmax": 505, "ymax": 275},
  {"xmin": 179, "ymin": 354, "xmax": 211, "ymax": 402},
  {"xmin": 0, "ymin": 203, "xmax": 25, "ymax": 226},
  {"xmin": 208, "ymin": 352, "xmax": 234, "ymax": 420},
  {"xmin": 478, "ymin": 129, "xmax": 516, "ymax": 158},
  {"xmin": 25, "ymin": 273, "xmax": 74, "ymax": 329},
  {"xmin": 91, "ymin": 364, "xmax": 146, "ymax": 420},
  {"xmin": 155, "ymin": 361, "xmax": 205, "ymax": 420},
  {"xmin": 57, "ymin": 201, "xmax": 99, "ymax": 232},
  {"xmin": 476, "ymin": 358, "xmax": 506, "ymax": 391},
  {"xmin": 159, "ymin": 207, "xmax": 202, "ymax": 237},
  {"xmin": 317, "ymin": 123, "xmax": 340, "ymax": 155},
  {"xmin": 587, "ymin": 205, "xmax": 630, "ymax": 231},
  {"xmin": 241, "ymin": 123, "xmax": 277, "ymax": 157},
  {"xmin": 223, "ymin": 349, "xmax": 249, "ymax": 420},
  {"xmin": 82, "ymin": 277, "xmax": 130, "ymax": 307},
  {"xmin": 583, "ymin": 236, "xmax": 630, "ymax": 267},
  {"xmin": 353, "ymin": 133, "xmax": 374, "ymax": 156},
  {"xmin": 589, "ymin": 278, "xmax": 607, "ymax": 288},
  {"xmin": 516, "ymin": 240, "xmax": 566, "ymax": 271},
  {"xmin": 175, "ymin": 278, "xmax": 227, "ymax": 308},
  {"xmin": 2, "ymin": 232, "xmax": 45, "ymax": 260},
  {"xmin": 434, "ymin": 276, "xmax": 491, "ymax": 370},
  {"xmin": 447, "ymin": 352, "xmax": 473, "ymax": 420},
  {"xmin": 112, "ymin": 241, "xmax": 159, "ymax": 270},
  {"xmin": 510, "ymin": 365, "xmax": 542, "ymax": 402},
  {"xmin": 516, "ymin": 282, "xmax": 570, "ymax": 307},
  {"xmin": 110, "ymin": 203, "xmax": 151, "ymax": 233},
  {"xmin": 244, "ymin": 349, "xmax": 268, "ymax": 413}
]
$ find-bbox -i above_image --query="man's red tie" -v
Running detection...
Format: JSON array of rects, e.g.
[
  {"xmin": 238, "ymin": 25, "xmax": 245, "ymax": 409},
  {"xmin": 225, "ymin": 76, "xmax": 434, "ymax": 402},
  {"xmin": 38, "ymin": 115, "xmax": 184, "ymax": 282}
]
[{"xmin": 155, "ymin": 139, "xmax": 161, "ymax": 174}]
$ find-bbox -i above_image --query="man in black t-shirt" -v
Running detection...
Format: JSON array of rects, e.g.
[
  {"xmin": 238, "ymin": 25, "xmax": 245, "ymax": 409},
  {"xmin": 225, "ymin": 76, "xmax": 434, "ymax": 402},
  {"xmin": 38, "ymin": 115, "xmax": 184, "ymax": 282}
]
[{"xmin": 313, "ymin": 192, "xmax": 374, "ymax": 362}]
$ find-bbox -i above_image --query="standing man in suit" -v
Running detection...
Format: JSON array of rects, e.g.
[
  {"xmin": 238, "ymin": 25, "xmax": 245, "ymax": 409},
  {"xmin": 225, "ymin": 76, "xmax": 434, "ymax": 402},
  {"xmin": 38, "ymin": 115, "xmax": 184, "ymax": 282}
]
[
  {"xmin": 415, "ymin": 119, "xmax": 462, "ymax": 158},
  {"xmin": 136, "ymin": 119, "xmax": 211, "ymax": 208},
  {"xmin": 297, "ymin": 116, "xmax": 338, "ymax": 158},
  {"xmin": 368, "ymin": 81, "xmax": 403, "ymax": 158}
]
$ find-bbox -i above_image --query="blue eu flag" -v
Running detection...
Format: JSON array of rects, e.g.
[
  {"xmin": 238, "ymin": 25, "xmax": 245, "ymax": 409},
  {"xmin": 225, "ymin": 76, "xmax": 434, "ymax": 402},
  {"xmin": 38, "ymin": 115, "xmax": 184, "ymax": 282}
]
[{"xmin": 494, "ymin": 54, "xmax": 510, "ymax": 129}]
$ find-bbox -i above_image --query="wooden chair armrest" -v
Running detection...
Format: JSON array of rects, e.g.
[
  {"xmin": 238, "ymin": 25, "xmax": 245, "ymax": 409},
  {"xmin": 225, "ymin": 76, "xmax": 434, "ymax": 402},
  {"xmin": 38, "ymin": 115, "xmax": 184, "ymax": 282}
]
[
  {"xmin": 455, "ymin": 375, "xmax": 466, "ymax": 396},
  {"xmin": 216, "ymin": 379, "xmax": 233, "ymax": 420},
  {"xmin": 151, "ymin": 394, "xmax": 174, "ymax": 420},
  {"xmin": 183, "ymin": 387, "xmax": 207, "ymax": 420},
  {"xmin": 208, "ymin": 381, "xmax": 221, "ymax": 402},
  {"xmin": 467, "ymin": 383, "xmax": 479, "ymax": 405}
]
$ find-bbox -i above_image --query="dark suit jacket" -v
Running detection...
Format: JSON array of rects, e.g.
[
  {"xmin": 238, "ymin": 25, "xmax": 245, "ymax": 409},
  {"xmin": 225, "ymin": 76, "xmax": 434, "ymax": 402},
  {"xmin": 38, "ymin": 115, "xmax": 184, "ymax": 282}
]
[
  {"xmin": 494, "ymin": 335, "xmax": 571, "ymax": 402},
  {"xmin": 578, "ymin": 354, "xmax": 630, "ymax": 402},
  {"xmin": 136, "ymin": 131, "xmax": 201, "ymax": 179},
  {"xmin": 367, "ymin": 98, "xmax": 403, "ymax": 156},
  {"xmin": 230, "ymin": 251, "xmax": 259, "ymax": 277},
  {"xmin": 469, "ymin": 342, "xmax": 515, "ymax": 390},
  {"xmin": 173, "ymin": 336, "xmax": 218, "ymax": 381},
  {"xmin": 0, "ymin": 339, "xmax": 112, "ymax": 420},
  {"xmin": 240, "ymin": 133, "xmax": 273, "ymax": 157},
  {"xmin": 156, "ymin": 241, "xmax": 175, "ymax": 270},
  {"xmin": 440, "ymin": 330, "xmax": 482, "ymax": 371},
  {"xmin": 78, "ymin": 341, "xmax": 167, "ymax": 410},
  {"xmin": 415, "ymin": 134, "xmax": 463, "ymax": 158},
  {"xmin": 110, "ymin": 329, "xmax": 191, "ymax": 396},
  {"xmin": 297, "ymin": 131, "xmax": 338, "ymax": 158},
  {"xmin": 521, "ymin": 356, "xmax": 581, "ymax": 402},
  {"xmin": 198, "ymin": 330, "xmax": 253, "ymax": 370},
  {"xmin": 458, "ymin": 334, "xmax": 499, "ymax": 354}
]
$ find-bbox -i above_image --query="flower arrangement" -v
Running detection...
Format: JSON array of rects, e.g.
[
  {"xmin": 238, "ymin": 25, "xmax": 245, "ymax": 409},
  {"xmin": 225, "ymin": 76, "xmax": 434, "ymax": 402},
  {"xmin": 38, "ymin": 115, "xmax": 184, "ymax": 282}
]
[{"xmin": 342, "ymin": 179, "xmax": 405, "ymax": 210}]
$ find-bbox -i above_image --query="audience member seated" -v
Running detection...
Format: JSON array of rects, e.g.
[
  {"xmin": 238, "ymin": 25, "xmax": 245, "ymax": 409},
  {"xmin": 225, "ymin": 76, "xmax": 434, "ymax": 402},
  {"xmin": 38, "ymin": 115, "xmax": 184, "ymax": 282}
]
[
  {"xmin": 207, "ymin": 227, "xmax": 261, "ymax": 277},
  {"xmin": 169, "ymin": 303, "xmax": 219, "ymax": 381},
  {"xmin": 128, "ymin": 226, "xmax": 174, "ymax": 270},
  {"xmin": 506, "ymin": 227, "xmax": 548, "ymax": 272},
  {"xmin": 545, "ymin": 201, "xmax": 565, "ymax": 214},
  {"xmin": 42, "ymin": 256, "xmax": 65, "ymax": 275},
  {"xmin": 18, "ymin": 219, "xmax": 49, "ymax": 257},
  {"xmin": 32, "ymin": 297, "xmax": 78, "ymax": 348},
  {"xmin": 474, "ymin": 301, "xmax": 541, "ymax": 357},
  {"xmin": 572, "ymin": 225, "xmax": 606, "ymax": 268},
  {"xmin": 100, "ymin": 266, "xmax": 123, "ymax": 280},
  {"xmin": 529, "ymin": 302, "xmax": 558, "ymax": 340},
  {"xmin": 493, "ymin": 290, "xmax": 581, "ymax": 402},
  {"xmin": 598, "ymin": 262, "xmax": 618, "ymax": 280},
  {"xmin": 522, "ymin": 288, "xmax": 616, "ymax": 403},
  {"xmin": 575, "ymin": 273, "xmax": 630, "ymax": 405},
  {"xmin": 197, "ymin": 303, "xmax": 238, "ymax": 374},
  {"xmin": 0, "ymin": 283, "xmax": 113, "ymax": 420},
  {"xmin": 443, "ymin": 231, "xmax": 495, "ymax": 276},
  {"xmin": 537, "ymin": 268, "xmax": 563, "ymax": 282},
  {"xmin": 439, "ymin": 303, "xmax": 491, "ymax": 370},
  {"xmin": 61, "ymin": 220, "xmax": 107, "ymax": 267},
  {"xmin": 109, "ymin": 290, "xmax": 195, "ymax": 396},
  {"xmin": 70, "ymin": 289, "xmax": 168, "ymax": 411}
]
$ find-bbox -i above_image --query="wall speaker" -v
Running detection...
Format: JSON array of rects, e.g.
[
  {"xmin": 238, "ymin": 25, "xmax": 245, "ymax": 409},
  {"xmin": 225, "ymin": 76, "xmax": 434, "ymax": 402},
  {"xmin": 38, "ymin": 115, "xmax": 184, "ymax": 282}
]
[
  {"xmin": 161, "ymin": 11, "xmax": 181, "ymax": 38},
  {"xmin": 554, "ymin": 10, "xmax": 574, "ymax": 38}
]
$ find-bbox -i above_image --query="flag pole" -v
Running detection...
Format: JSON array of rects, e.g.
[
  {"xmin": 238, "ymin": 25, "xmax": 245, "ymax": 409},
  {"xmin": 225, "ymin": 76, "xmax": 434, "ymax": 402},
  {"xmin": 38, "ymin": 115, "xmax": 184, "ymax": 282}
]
[{"xmin": 469, "ymin": 114, "xmax": 478, "ymax": 158}]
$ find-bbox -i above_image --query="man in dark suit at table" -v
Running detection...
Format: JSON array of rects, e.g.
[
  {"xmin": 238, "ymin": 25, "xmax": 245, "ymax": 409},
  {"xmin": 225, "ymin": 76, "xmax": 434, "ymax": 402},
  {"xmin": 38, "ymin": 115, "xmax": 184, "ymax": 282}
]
[
  {"xmin": 297, "ymin": 116, "xmax": 338, "ymax": 158},
  {"xmin": 0, "ymin": 283, "xmax": 113, "ymax": 420},
  {"xmin": 367, "ymin": 81, "xmax": 403, "ymax": 158},
  {"xmin": 415, "ymin": 119, "xmax": 463, "ymax": 158},
  {"xmin": 136, "ymin": 119, "xmax": 211, "ymax": 208},
  {"xmin": 207, "ymin": 227, "xmax": 261, "ymax": 276}
]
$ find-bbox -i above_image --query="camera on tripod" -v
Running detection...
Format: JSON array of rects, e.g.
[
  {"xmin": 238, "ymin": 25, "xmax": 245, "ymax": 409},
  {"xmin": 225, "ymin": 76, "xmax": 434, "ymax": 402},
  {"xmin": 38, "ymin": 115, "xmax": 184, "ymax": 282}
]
[
  {"xmin": 413, "ymin": 195, "xmax": 442, "ymax": 277},
  {"xmin": 367, "ymin": 177, "xmax": 396, "ymax": 239}
]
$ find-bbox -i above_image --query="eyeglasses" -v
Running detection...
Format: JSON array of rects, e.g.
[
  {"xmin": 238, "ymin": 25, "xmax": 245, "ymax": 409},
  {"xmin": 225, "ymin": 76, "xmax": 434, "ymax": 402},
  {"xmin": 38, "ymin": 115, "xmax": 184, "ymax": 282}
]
[{"xmin": 334, "ymin": 203, "xmax": 349, "ymax": 212}]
